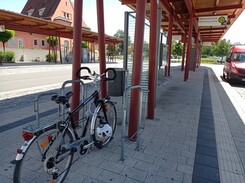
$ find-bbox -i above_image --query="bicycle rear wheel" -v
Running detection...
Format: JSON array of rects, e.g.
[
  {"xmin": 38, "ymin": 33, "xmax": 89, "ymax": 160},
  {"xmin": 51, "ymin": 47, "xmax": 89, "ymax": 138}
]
[
  {"xmin": 13, "ymin": 124, "xmax": 74, "ymax": 183},
  {"xmin": 93, "ymin": 101, "xmax": 117, "ymax": 148}
]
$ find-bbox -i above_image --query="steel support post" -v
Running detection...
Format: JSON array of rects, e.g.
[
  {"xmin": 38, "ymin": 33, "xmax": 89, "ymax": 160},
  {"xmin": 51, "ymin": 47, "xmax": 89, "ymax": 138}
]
[
  {"xmin": 71, "ymin": 0, "xmax": 83, "ymax": 127},
  {"xmin": 181, "ymin": 35, "xmax": 186, "ymax": 71},
  {"xmin": 128, "ymin": 0, "xmax": 146, "ymax": 140},
  {"xmin": 96, "ymin": 0, "xmax": 107, "ymax": 98},
  {"xmin": 147, "ymin": 0, "xmax": 158, "ymax": 119},
  {"xmin": 184, "ymin": 15, "xmax": 193, "ymax": 81},
  {"xmin": 193, "ymin": 33, "xmax": 199, "ymax": 72},
  {"xmin": 167, "ymin": 15, "xmax": 173, "ymax": 76}
]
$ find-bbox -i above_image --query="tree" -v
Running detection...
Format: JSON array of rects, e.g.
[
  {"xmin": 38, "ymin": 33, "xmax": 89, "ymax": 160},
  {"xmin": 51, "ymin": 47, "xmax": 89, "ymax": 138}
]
[
  {"xmin": 81, "ymin": 41, "xmax": 88, "ymax": 48},
  {"xmin": 46, "ymin": 36, "xmax": 58, "ymax": 63},
  {"xmin": 107, "ymin": 44, "xmax": 116, "ymax": 61},
  {"xmin": 172, "ymin": 40, "xmax": 183, "ymax": 60},
  {"xmin": 202, "ymin": 45, "xmax": 213, "ymax": 57},
  {"xmin": 212, "ymin": 39, "xmax": 231, "ymax": 58},
  {"xmin": 114, "ymin": 29, "xmax": 124, "ymax": 55},
  {"xmin": 143, "ymin": 41, "xmax": 149, "ymax": 59},
  {"xmin": 0, "ymin": 29, "xmax": 15, "ymax": 52}
]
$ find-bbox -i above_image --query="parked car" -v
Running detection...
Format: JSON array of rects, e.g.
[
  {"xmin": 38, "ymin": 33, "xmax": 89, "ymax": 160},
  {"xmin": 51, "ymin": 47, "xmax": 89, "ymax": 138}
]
[
  {"xmin": 217, "ymin": 56, "xmax": 226, "ymax": 63},
  {"xmin": 223, "ymin": 45, "xmax": 245, "ymax": 83}
]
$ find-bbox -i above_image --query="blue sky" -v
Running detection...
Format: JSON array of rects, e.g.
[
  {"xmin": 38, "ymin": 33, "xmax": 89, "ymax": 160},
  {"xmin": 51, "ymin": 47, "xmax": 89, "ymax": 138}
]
[{"xmin": 1, "ymin": 0, "xmax": 244, "ymax": 44}]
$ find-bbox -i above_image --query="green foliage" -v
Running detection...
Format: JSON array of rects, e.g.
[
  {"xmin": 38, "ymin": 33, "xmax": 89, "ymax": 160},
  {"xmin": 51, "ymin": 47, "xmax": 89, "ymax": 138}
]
[
  {"xmin": 0, "ymin": 51, "xmax": 15, "ymax": 62},
  {"xmin": 202, "ymin": 46, "xmax": 213, "ymax": 57},
  {"xmin": 45, "ymin": 53, "xmax": 55, "ymax": 62},
  {"xmin": 46, "ymin": 36, "xmax": 58, "ymax": 47},
  {"xmin": 0, "ymin": 29, "xmax": 15, "ymax": 52},
  {"xmin": 81, "ymin": 41, "xmax": 88, "ymax": 48},
  {"xmin": 201, "ymin": 58, "xmax": 217, "ymax": 64},
  {"xmin": 114, "ymin": 29, "xmax": 124, "ymax": 55},
  {"xmin": 172, "ymin": 41, "xmax": 183, "ymax": 57},
  {"xmin": 202, "ymin": 39, "xmax": 231, "ymax": 57},
  {"xmin": 212, "ymin": 39, "xmax": 231, "ymax": 57},
  {"xmin": 143, "ymin": 41, "xmax": 149, "ymax": 58},
  {"xmin": 107, "ymin": 44, "xmax": 116, "ymax": 54}
]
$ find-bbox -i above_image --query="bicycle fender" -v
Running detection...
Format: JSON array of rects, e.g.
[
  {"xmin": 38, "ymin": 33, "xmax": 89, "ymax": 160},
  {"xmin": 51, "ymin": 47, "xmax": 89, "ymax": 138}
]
[
  {"xmin": 90, "ymin": 106, "xmax": 101, "ymax": 135},
  {"xmin": 15, "ymin": 137, "xmax": 36, "ymax": 161}
]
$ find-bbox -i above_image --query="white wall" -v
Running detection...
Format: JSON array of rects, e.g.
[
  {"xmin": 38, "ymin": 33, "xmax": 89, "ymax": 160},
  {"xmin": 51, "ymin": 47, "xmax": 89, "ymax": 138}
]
[{"xmin": 3, "ymin": 48, "xmax": 60, "ymax": 62}]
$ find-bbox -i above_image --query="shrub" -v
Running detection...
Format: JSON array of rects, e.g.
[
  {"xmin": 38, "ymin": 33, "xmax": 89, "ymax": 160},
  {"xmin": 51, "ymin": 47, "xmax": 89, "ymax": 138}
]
[
  {"xmin": 45, "ymin": 53, "xmax": 55, "ymax": 62},
  {"xmin": 201, "ymin": 58, "xmax": 217, "ymax": 64},
  {"xmin": 0, "ymin": 51, "xmax": 15, "ymax": 63}
]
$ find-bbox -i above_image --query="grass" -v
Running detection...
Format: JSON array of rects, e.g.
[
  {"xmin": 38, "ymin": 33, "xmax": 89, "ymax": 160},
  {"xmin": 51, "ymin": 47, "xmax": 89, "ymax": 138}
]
[{"xmin": 200, "ymin": 58, "xmax": 218, "ymax": 64}]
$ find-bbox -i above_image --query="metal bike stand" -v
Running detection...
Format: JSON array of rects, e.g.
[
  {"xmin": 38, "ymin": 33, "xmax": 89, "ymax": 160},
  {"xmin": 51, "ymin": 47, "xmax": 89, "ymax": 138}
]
[
  {"xmin": 60, "ymin": 80, "xmax": 86, "ymax": 120},
  {"xmin": 120, "ymin": 85, "xmax": 147, "ymax": 161},
  {"xmin": 34, "ymin": 92, "xmax": 58, "ymax": 128}
]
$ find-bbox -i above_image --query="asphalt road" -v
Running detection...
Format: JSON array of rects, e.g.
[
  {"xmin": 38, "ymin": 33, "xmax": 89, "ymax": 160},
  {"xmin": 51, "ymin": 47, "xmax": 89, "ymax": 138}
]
[{"xmin": 0, "ymin": 62, "xmax": 244, "ymax": 115}]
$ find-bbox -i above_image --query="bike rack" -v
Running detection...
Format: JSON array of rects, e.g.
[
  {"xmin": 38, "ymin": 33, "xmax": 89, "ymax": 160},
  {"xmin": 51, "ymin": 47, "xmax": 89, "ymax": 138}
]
[
  {"xmin": 32, "ymin": 80, "xmax": 87, "ymax": 129},
  {"xmin": 60, "ymin": 80, "xmax": 87, "ymax": 121},
  {"xmin": 120, "ymin": 85, "xmax": 147, "ymax": 161},
  {"xmin": 34, "ymin": 92, "xmax": 58, "ymax": 128}
]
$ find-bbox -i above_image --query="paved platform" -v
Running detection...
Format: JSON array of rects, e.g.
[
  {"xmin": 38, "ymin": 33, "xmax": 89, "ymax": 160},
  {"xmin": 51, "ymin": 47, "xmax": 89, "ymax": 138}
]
[{"xmin": 0, "ymin": 64, "xmax": 245, "ymax": 183}]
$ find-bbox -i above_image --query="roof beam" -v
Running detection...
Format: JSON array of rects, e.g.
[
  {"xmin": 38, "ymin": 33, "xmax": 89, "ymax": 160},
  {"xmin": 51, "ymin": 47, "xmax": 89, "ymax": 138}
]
[
  {"xmin": 160, "ymin": 0, "xmax": 186, "ymax": 33},
  {"xmin": 196, "ymin": 4, "xmax": 243, "ymax": 13},
  {"xmin": 120, "ymin": 0, "xmax": 150, "ymax": 4},
  {"xmin": 199, "ymin": 27, "xmax": 226, "ymax": 31},
  {"xmin": 215, "ymin": 0, "xmax": 220, "ymax": 6},
  {"xmin": 184, "ymin": 0, "xmax": 194, "ymax": 16}
]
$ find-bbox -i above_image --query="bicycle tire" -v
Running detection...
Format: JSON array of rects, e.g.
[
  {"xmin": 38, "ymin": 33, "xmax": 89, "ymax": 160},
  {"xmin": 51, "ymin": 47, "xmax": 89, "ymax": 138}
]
[
  {"xmin": 93, "ymin": 100, "xmax": 117, "ymax": 148},
  {"xmin": 13, "ymin": 124, "xmax": 74, "ymax": 183}
]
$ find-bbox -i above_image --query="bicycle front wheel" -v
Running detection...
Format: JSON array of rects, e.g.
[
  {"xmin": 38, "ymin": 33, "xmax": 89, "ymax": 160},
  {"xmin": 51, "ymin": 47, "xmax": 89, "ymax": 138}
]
[
  {"xmin": 93, "ymin": 101, "xmax": 117, "ymax": 148},
  {"xmin": 13, "ymin": 124, "xmax": 74, "ymax": 183}
]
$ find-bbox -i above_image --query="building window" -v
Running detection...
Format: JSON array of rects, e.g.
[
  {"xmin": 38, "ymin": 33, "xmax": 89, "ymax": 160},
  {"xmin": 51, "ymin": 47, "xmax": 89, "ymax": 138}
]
[
  {"xmin": 8, "ymin": 39, "xmax": 15, "ymax": 47},
  {"xmin": 27, "ymin": 9, "xmax": 34, "ymax": 16},
  {"xmin": 18, "ymin": 39, "xmax": 23, "ymax": 48},
  {"xmin": 34, "ymin": 39, "xmax": 38, "ymax": 46},
  {"xmin": 39, "ymin": 8, "xmax": 46, "ymax": 16},
  {"xmin": 41, "ymin": 39, "xmax": 45, "ymax": 47},
  {"xmin": 63, "ymin": 12, "xmax": 71, "ymax": 20}
]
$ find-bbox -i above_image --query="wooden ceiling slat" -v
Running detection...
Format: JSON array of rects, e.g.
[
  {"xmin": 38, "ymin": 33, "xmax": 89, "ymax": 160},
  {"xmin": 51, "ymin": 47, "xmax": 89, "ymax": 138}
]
[
  {"xmin": 121, "ymin": 0, "xmax": 245, "ymax": 43},
  {"xmin": 195, "ymin": 4, "xmax": 243, "ymax": 13},
  {"xmin": 0, "ymin": 9, "xmax": 123, "ymax": 44}
]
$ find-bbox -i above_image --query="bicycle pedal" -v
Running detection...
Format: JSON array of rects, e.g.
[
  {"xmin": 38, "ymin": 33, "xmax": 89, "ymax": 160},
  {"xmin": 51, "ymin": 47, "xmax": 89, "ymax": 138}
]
[
  {"xmin": 79, "ymin": 140, "xmax": 88, "ymax": 155},
  {"xmin": 94, "ymin": 141, "xmax": 103, "ymax": 148}
]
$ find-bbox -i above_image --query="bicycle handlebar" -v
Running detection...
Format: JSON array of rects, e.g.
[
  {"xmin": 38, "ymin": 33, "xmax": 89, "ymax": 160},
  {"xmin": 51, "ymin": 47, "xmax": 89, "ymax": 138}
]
[
  {"xmin": 104, "ymin": 68, "xmax": 117, "ymax": 81},
  {"xmin": 76, "ymin": 67, "xmax": 117, "ymax": 81}
]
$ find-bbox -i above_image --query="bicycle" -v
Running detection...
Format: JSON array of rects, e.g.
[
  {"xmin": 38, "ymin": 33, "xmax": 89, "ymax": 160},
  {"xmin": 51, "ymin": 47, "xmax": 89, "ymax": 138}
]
[{"xmin": 13, "ymin": 67, "xmax": 117, "ymax": 183}]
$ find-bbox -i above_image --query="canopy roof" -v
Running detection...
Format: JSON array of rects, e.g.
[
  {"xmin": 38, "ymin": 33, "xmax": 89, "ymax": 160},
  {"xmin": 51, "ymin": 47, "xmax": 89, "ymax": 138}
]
[
  {"xmin": 121, "ymin": 0, "xmax": 245, "ymax": 43},
  {"xmin": 0, "ymin": 9, "xmax": 123, "ymax": 44}
]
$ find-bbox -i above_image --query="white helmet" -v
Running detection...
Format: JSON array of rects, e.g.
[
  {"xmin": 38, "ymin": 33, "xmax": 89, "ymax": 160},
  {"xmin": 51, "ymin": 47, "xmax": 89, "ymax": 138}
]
[{"xmin": 95, "ymin": 124, "xmax": 112, "ymax": 142}]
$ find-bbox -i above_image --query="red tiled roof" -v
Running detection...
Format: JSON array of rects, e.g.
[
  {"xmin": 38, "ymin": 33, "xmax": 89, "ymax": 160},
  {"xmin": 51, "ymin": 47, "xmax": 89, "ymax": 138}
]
[{"xmin": 21, "ymin": 0, "xmax": 60, "ymax": 20}]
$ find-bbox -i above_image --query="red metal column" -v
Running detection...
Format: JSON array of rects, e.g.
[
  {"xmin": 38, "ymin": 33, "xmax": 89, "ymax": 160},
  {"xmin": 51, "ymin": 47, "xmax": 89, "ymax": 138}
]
[
  {"xmin": 181, "ymin": 35, "xmax": 186, "ymax": 71},
  {"xmin": 128, "ymin": 0, "xmax": 146, "ymax": 139},
  {"xmin": 184, "ymin": 15, "xmax": 193, "ymax": 81},
  {"xmin": 71, "ymin": 0, "xmax": 83, "ymax": 127},
  {"xmin": 58, "ymin": 36, "xmax": 62, "ymax": 63},
  {"xmin": 167, "ymin": 15, "xmax": 173, "ymax": 76},
  {"xmin": 147, "ymin": 0, "xmax": 158, "ymax": 119},
  {"xmin": 193, "ymin": 33, "xmax": 198, "ymax": 72},
  {"xmin": 96, "ymin": 0, "xmax": 106, "ymax": 98}
]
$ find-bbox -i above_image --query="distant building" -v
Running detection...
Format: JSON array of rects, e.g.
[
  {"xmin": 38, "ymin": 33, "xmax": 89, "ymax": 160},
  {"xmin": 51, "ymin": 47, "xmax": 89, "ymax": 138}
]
[{"xmin": 2, "ymin": 0, "xmax": 90, "ymax": 62}]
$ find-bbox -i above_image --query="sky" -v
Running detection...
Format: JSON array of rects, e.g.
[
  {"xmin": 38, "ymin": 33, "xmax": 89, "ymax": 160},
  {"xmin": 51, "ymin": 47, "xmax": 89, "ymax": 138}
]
[{"xmin": 0, "ymin": 0, "xmax": 244, "ymax": 44}]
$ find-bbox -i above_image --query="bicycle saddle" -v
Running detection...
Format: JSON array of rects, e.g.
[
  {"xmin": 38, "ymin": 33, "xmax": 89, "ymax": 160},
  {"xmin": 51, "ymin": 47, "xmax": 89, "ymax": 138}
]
[{"xmin": 51, "ymin": 91, "xmax": 73, "ymax": 105}]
